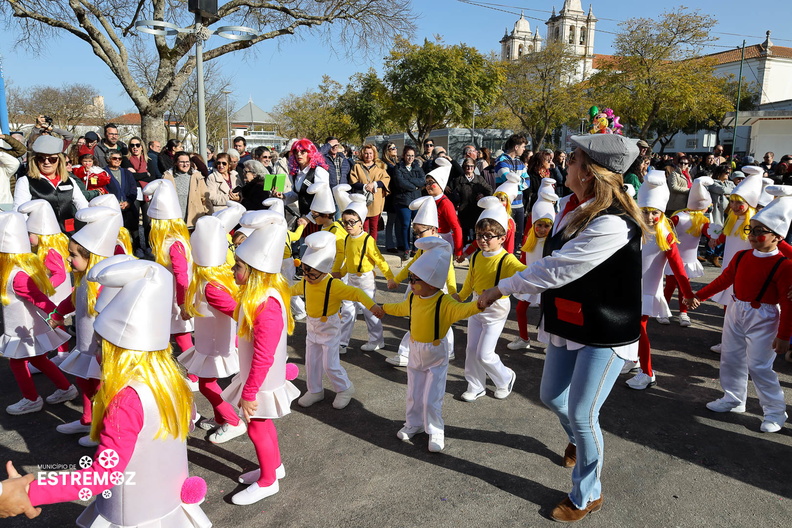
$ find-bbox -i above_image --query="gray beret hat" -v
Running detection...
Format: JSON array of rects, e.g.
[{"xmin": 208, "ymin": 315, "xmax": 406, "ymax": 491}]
[
  {"xmin": 31, "ymin": 135, "xmax": 64, "ymax": 155},
  {"xmin": 570, "ymin": 134, "xmax": 640, "ymax": 174}
]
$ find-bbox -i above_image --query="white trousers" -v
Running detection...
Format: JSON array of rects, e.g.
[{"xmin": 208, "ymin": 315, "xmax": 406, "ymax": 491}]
[
  {"xmin": 282, "ymin": 257, "xmax": 307, "ymax": 319},
  {"xmin": 305, "ymin": 314, "xmax": 351, "ymax": 394},
  {"xmin": 398, "ymin": 328, "xmax": 453, "ymax": 358},
  {"xmin": 464, "ymin": 297, "xmax": 511, "ymax": 393},
  {"xmin": 719, "ymin": 299, "xmax": 787, "ymax": 421},
  {"xmin": 339, "ymin": 271, "xmax": 382, "ymax": 346},
  {"xmin": 405, "ymin": 339, "xmax": 449, "ymax": 435}
]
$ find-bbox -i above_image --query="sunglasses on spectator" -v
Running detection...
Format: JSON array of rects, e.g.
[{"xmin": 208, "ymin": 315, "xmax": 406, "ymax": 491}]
[
  {"xmin": 130, "ymin": 143, "xmax": 142, "ymax": 148},
  {"xmin": 464, "ymin": 164, "xmax": 475, "ymax": 169},
  {"xmin": 260, "ymin": 155, "xmax": 271, "ymax": 159},
  {"xmin": 35, "ymin": 155, "xmax": 59, "ymax": 164},
  {"xmin": 216, "ymin": 162, "xmax": 228, "ymax": 166},
  {"xmin": 110, "ymin": 156, "xmax": 122, "ymax": 161}
]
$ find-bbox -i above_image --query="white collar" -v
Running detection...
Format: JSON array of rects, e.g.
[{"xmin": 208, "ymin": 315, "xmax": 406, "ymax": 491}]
[{"xmin": 753, "ymin": 248, "xmax": 779, "ymax": 258}]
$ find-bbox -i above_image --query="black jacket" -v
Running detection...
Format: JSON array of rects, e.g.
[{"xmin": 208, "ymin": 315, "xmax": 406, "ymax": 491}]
[{"xmin": 390, "ymin": 160, "xmax": 426, "ymax": 207}]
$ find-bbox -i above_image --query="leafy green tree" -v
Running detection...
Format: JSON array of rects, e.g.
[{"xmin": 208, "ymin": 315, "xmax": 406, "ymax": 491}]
[{"xmin": 337, "ymin": 69, "xmax": 395, "ymax": 143}]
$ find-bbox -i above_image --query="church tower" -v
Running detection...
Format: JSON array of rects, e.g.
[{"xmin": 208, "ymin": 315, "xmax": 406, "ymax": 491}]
[
  {"xmin": 500, "ymin": 12, "xmax": 543, "ymax": 61},
  {"xmin": 545, "ymin": 1, "xmax": 597, "ymax": 80}
]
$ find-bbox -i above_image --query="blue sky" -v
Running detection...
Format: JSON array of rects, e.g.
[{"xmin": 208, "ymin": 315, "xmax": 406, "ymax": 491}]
[{"xmin": 1, "ymin": 0, "xmax": 791, "ymax": 117}]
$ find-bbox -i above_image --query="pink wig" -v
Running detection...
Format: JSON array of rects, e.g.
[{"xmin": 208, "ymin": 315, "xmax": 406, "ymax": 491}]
[{"xmin": 288, "ymin": 138, "xmax": 328, "ymax": 176}]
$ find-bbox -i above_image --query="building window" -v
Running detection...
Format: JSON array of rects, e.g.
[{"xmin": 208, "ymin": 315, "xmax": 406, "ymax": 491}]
[
  {"xmin": 569, "ymin": 26, "xmax": 575, "ymax": 45},
  {"xmin": 518, "ymin": 44, "xmax": 524, "ymax": 57},
  {"xmin": 686, "ymin": 139, "xmax": 698, "ymax": 149},
  {"xmin": 580, "ymin": 27, "xmax": 586, "ymax": 45},
  {"xmin": 555, "ymin": 27, "xmax": 560, "ymax": 41}
]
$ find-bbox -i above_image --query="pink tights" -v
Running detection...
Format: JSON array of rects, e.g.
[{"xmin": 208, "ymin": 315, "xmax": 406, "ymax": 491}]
[
  {"xmin": 248, "ymin": 419, "xmax": 281, "ymax": 486},
  {"xmin": 9, "ymin": 356, "xmax": 71, "ymax": 401},
  {"xmin": 516, "ymin": 300, "xmax": 530, "ymax": 340},
  {"xmin": 198, "ymin": 378, "xmax": 240, "ymax": 426},
  {"xmin": 75, "ymin": 377, "xmax": 101, "ymax": 425},
  {"xmin": 637, "ymin": 315, "xmax": 653, "ymax": 377}
]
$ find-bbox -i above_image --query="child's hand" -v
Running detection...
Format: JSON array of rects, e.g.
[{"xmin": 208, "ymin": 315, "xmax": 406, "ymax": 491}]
[
  {"xmin": 370, "ymin": 305, "xmax": 385, "ymax": 319},
  {"xmin": 239, "ymin": 399, "xmax": 258, "ymax": 423},
  {"xmin": 331, "ymin": 272, "xmax": 342, "ymax": 279},
  {"xmin": 179, "ymin": 306, "xmax": 190, "ymax": 320},
  {"xmin": 297, "ymin": 217, "xmax": 308, "ymax": 227},
  {"xmin": 455, "ymin": 255, "xmax": 466, "ymax": 264},
  {"xmin": 387, "ymin": 279, "xmax": 398, "ymax": 290},
  {"xmin": 773, "ymin": 338, "xmax": 790, "ymax": 356},
  {"xmin": 477, "ymin": 287, "xmax": 502, "ymax": 309},
  {"xmin": 684, "ymin": 297, "xmax": 700, "ymax": 310},
  {"xmin": 451, "ymin": 293, "xmax": 461, "ymax": 302}
]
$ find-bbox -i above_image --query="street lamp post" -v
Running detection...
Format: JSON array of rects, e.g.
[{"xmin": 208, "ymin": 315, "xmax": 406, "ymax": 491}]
[{"xmin": 221, "ymin": 89, "xmax": 231, "ymax": 151}]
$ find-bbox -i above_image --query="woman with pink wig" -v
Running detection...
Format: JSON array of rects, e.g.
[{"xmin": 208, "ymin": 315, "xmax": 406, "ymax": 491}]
[{"xmin": 282, "ymin": 139, "xmax": 329, "ymax": 217}]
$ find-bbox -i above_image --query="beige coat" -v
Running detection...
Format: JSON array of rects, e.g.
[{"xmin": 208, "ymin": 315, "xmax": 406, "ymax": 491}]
[
  {"xmin": 348, "ymin": 159, "xmax": 390, "ymax": 217},
  {"xmin": 205, "ymin": 170, "xmax": 234, "ymax": 214},
  {"xmin": 163, "ymin": 170, "xmax": 209, "ymax": 228}
]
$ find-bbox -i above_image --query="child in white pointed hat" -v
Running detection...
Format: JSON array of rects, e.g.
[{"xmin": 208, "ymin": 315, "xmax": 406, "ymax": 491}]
[
  {"xmin": 0, "ymin": 212, "xmax": 74, "ymax": 416},
  {"xmin": 509, "ymin": 186, "xmax": 559, "ymax": 351},
  {"xmin": 89, "ymin": 193, "xmax": 134, "ymax": 254},
  {"xmin": 425, "ymin": 158, "xmax": 464, "ymax": 257},
  {"xmin": 661, "ymin": 177, "xmax": 715, "ymax": 329},
  {"xmin": 625, "ymin": 172, "xmax": 693, "ymax": 390},
  {"xmin": 143, "ymin": 179, "xmax": 196, "ymax": 368},
  {"xmin": 689, "ymin": 194, "xmax": 792, "ymax": 433},
  {"xmin": 263, "ymin": 197, "xmax": 309, "ymax": 321},
  {"xmin": 476, "ymin": 172, "xmax": 519, "ymax": 255},
  {"xmin": 51, "ymin": 206, "xmax": 125, "ymax": 445},
  {"xmin": 455, "ymin": 199, "xmax": 526, "ymax": 401},
  {"xmin": 309, "ymin": 182, "xmax": 347, "ymax": 273},
  {"xmin": 336, "ymin": 194, "xmax": 395, "ymax": 352},
  {"xmin": 222, "ymin": 210, "xmax": 300, "ymax": 506},
  {"xmin": 24, "ymin": 259, "xmax": 211, "ymax": 527},
  {"xmin": 291, "ymin": 230, "xmax": 383, "ymax": 409},
  {"xmin": 381, "ymin": 237, "xmax": 481, "ymax": 452},
  {"xmin": 384, "ymin": 196, "xmax": 458, "ymax": 367},
  {"xmin": 180, "ymin": 210, "xmax": 247, "ymax": 445}
]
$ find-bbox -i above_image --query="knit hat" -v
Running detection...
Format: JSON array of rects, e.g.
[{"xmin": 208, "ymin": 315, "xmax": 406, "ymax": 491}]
[
  {"xmin": 263, "ymin": 197, "xmax": 285, "ymax": 217},
  {"xmin": 729, "ymin": 170, "xmax": 745, "ymax": 182},
  {"xmin": 31, "ymin": 135, "xmax": 63, "ymax": 155},
  {"xmin": 213, "ymin": 201, "xmax": 246, "ymax": 233},
  {"xmin": 532, "ymin": 188, "xmax": 559, "ymax": 224},
  {"xmin": 409, "ymin": 237, "xmax": 452, "ymax": 289},
  {"xmin": 758, "ymin": 177, "xmax": 775, "ymax": 207},
  {"xmin": 90, "ymin": 254, "xmax": 137, "ymax": 314},
  {"xmin": 191, "ymin": 215, "xmax": 231, "ymax": 268},
  {"xmin": 570, "ymin": 134, "xmax": 640, "ymax": 174},
  {"xmin": 427, "ymin": 157, "xmax": 451, "ymax": 190},
  {"xmin": 235, "ymin": 210, "xmax": 288, "ymax": 273},
  {"xmin": 343, "ymin": 194, "xmax": 369, "ymax": 223},
  {"xmin": 0, "ymin": 212, "xmax": 32, "ymax": 254},
  {"xmin": 143, "ymin": 179, "xmax": 182, "ymax": 220},
  {"xmin": 84, "ymin": 131, "xmax": 100, "ymax": 143},
  {"xmin": 17, "ymin": 199, "xmax": 61, "ymax": 235},
  {"xmin": 300, "ymin": 231, "xmax": 337, "ymax": 274},
  {"xmin": 332, "ymin": 184, "xmax": 352, "ymax": 211},
  {"xmin": 410, "ymin": 196, "xmax": 438, "ymax": 228},
  {"xmin": 732, "ymin": 171, "xmax": 763, "ymax": 208},
  {"xmin": 686, "ymin": 177, "xmax": 714, "ymax": 210},
  {"xmin": 494, "ymin": 172, "xmax": 521, "ymax": 202},
  {"xmin": 753, "ymin": 195, "xmax": 792, "ymax": 237},
  {"xmin": 72, "ymin": 206, "xmax": 123, "ymax": 257},
  {"xmin": 477, "ymin": 195, "xmax": 509, "ymax": 231},
  {"xmin": 91, "ymin": 260, "xmax": 174, "ymax": 351},
  {"xmin": 89, "ymin": 193, "xmax": 122, "ymax": 214},
  {"xmin": 307, "ymin": 182, "xmax": 336, "ymax": 215},
  {"xmin": 637, "ymin": 170, "xmax": 670, "ymax": 211}
]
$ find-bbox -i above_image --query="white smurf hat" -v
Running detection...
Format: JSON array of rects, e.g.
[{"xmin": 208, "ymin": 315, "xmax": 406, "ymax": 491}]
[
  {"xmin": 90, "ymin": 254, "xmax": 137, "ymax": 314},
  {"xmin": 17, "ymin": 199, "xmax": 61, "ymax": 236},
  {"xmin": 532, "ymin": 189, "xmax": 558, "ymax": 224},
  {"xmin": 427, "ymin": 157, "xmax": 452, "ymax": 190},
  {"xmin": 333, "ymin": 184, "xmax": 352, "ymax": 211},
  {"xmin": 766, "ymin": 185, "xmax": 792, "ymax": 198},
  {"xmin": 410, "ymin": 196, "xmax": 438, "ymax": 228},
  {"xmin": 687, "ymin": 176, "xmax": 714, "ymax": 210},
  {"xmin": 538, "ymin": 177, "xmax": 557, "ymax": 197},
  {"xmin": 143, "ymin": 179, "xmax": 182, "ymax": 220},
  {"xmin": 0, "ymin": 212, "xmax": 32, "ymax": 254},
  {"xmin": 477, "ymin": 195, "xmax": 509, "ymax": 231},
  {"xmin": 235, "ymin": 210, "xmax": 288, "ymax": 273},
  {"xmin": 213, "ymin": 201, "xmax": 245, "ymax": 233},
  {"xmin": 344, "ymin": 194, "xmax": 369, "ymax": 222},
  {"xmin": 308, "ymin": 182, "xmax": 336, "ymax": 215},
  {"xmin": 92, "ymin": 260, "xmax": 173, "ymax": 351},
  {"xmin": 494, "ymin": 172, "xmax": 521, "ymax": 202},
  {"xmin": 301, "ymin": 231, "xmax": 337, "ymax": 274},
  {"xmin": 263, "ymin": 197, "xmax": 285, "ymax": 217},
  {"xmin": 89, "ymin": 193, "xmax": 122, "ymax": 214},
  {"xmin": 637, "ymin": 170, "xmax": 670, "ymax": 211},
  {"xmin": 732, "ymin": 171, "xmax": 763, "ymax": 208},
  {"xmin": 410, "ymin": 237, "xmax": 452, "ymax": 289},
  {"xmin": 72, "ymin": 206, "xmax": 123, "ymax": 257},
  {"xmin": 753, "ymin": 195, "xmax": 792, "ymax": 237},
  {"xmin": 758, "ymin": 178, "xmax": 775, "ymax": 207},
  {"xmin": 191, "ymin": 215, "xmax": 230, "ymax": 268}
]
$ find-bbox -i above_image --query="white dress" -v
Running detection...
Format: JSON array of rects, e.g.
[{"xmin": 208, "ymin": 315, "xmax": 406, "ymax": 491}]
[
  {"xmin": 711, "ymin": 228, "xmax": 751, "ymax": 306},
  {"xmin": 642, "ymin": 233, "xmax": 671, "ymax": 318},
  {"xmin": 59, "ymin": 280, "xmax": 102, "ymax": 379},
  {"xmin": 663, "ymin": 211, "xmax": 704, "ymax": 279},
  {"xmin": 163, "ymin": 237, "xmax": 194, "ymax": 334},
  {"xmin": 514, "ymin": 238, "xmax": 546, "ymax": 303}
]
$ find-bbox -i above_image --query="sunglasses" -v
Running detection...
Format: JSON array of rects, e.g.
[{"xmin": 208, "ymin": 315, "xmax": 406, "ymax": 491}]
[
  {"xmin": 463, "ymin": 164, "xmax": 475, "ymax": 169},
  {"xmin": 130, "ymin": 143, "xmax": 142, "ymax": 148},
  {"xmin": 475, "ymin": 233, "xmax": 500, "ymax": 242},
  {"xmin": 109, "ymin": 157, "xmax": 122, "ymax": 161},
  {"xmin": 260, "ymin": 155, "xmax": 271, "ymax": 159},
  {"xmin": 35, "ymin": 155, "xmax": 59, "ymax": 164},
  {"xmin": 388, "ymin": 146, "xmax": 397, "ymax": 150},
  {"xmin": 425, "ymin": 143, "xmax": 434, "ymax": 147},
  {"xmin": 216, "ymin": 161, "xmax": 228, "ymax": 166}
]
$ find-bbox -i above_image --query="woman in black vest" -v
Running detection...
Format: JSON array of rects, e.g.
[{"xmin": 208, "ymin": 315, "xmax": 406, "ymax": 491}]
[
  {"xmin": 13, "ymin": 136, "xmax": 88, "ymax": 234},
  {"xmin": 478, "ymin": 134, "xmax": 646, "ymax": 523}
]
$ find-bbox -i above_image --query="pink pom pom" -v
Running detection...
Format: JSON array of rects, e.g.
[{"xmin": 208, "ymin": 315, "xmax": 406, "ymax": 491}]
[
  {"xmin": 285, "ymin": 363, "xmax": 299, "ymax": 381},
  {"xmin": 181, "ymin": 476, "xmax": 207, "ymax": 504}
]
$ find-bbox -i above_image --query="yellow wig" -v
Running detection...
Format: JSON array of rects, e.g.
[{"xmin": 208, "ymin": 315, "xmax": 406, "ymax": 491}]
[
  {"xmin": 235, "ymin": 266, "xmax": 294, "ymax": 341},
  {"xmin": 642, "ymin": 208, "xmax": 678, "ymax": 251},
  {"xmin": 34, "ymin": 233, "xmax": 70, "ymax": 272},
  {"xmin": 671, "ymin": 209, "xmax": 710, "ymax": 238},
  {"xmin": 0, "ymin": 252, "xmax": 56, "ymax": 305},
  {"xmin": 521, "ymin": 218, "xmax": 554, "ymax": 253},
  {"xmin": 149, "ymin": 218, "xmax": 191, "ymax": 268},
  {"xmin": 185, "ymin": 264, "xmax": 239, "ymax": 318},
  {"xmin": 722, "ymin": 195, "xmax": 755, "ymax": 240},
  {"xmin": 91, "ymin": 340, "xmax": 192, "ymax": 442},
  {"xmin": 117, "ymin": 227, "xmax": 134, "ymax": 255},
  {"xmin": 493, "ymin": 191, "xmax": 513, "ymax": 216},
  {"xmin": 71, "ymin": 250, "xmax": 107, "ymax": 317}
]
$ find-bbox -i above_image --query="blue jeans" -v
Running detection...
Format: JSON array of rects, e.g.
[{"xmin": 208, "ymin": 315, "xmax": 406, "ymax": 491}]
[
  {"xmin": 394, "ymin": 206, "xmax": 415, "ymax": 251},
  {"xmin": 540, "ymin": 343, "xmax": 622, "ymax": 509}
]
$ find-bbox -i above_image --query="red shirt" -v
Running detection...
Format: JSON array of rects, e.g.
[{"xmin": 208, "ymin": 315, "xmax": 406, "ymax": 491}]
[{"xmin": 436, "ymin": 195, "xmax": 463, "ymax": 256}]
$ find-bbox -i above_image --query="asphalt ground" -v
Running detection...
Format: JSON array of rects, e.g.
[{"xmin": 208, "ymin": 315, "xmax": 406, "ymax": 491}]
[{"xmin": 1, "ymin": 251, "xmax": 791, "ymax": 527}]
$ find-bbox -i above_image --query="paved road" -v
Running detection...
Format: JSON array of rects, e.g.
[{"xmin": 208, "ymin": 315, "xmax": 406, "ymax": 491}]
[{"xmin": 2, "ymin": 254, "xmax": 791, "ymax": 527}]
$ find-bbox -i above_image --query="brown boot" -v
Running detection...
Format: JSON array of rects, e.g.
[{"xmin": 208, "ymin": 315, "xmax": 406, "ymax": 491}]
[
  {"xmin": 712, "ymin": 256, "xmax": 722, "ymax": 268},
  {"xmin": 563, "ymin": 443, "xmax": 576, "ymax": 468},
  {"xmin": 550, "ymin": 496, "xmax": 603, "ymax": 522}
]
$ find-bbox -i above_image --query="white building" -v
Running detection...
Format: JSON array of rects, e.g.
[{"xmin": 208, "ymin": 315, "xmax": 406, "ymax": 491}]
[{"xmin": 228, "ymin": 100, "xmax": 286, "ymax": 152}]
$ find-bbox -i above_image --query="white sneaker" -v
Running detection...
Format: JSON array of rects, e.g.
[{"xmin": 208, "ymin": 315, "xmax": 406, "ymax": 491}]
[
  {"xmin": 626, "ymin": 371, "xmax": 656, "ymax": 390},
  {"xmin": 79, "ymin": 435, "xmax": 99, "ymax": 447},
  {"xmin": 448, "ymin": 352, "xmax": 455, "ymax": 361},
  {"xmin": 461, "ymin": 389, "xmax": 486, "ymax": 402},
  {"xmin": 428, "ymin": 433, "xmax": 445, "ymax": 453},
  {"xmin": 493, "ymin": 370, "xmax": 516, "ymax": 399},
  {"xmin": 45, "ymin": 385, "xmax": 78, "ymax": 404},
  {"xmin": 620, "ymin": 360, "xmax": 638, "ymax": 375},
  {"xmin": 238, "ymin": 464, "xmax": 286, "ymax": 485},
  {"xmin": 231, "ymin": 481, "xmax": 279, "ymax": 505},
  {"xmin": 507, "ymin": 337, "xmax": 531, "ymax": 350},
  {"xmin": 294, "ymin": 312, "xmax": 307, "ymax": 322},
  {"xmin": 339, "ymin": 345, "xmax": 348, "ymax": 355},
  {"xmin": 760, "ymin": 420, "xmax": 784, "ymax": 433},
  {"xmin": 56, "ymin": 420, "xmax": 91, "ymax": 435},
  {"xmin": 385, "ymin": 355, "xmax": 408, "ymax": 367},
  {"xmin": 656, "ymin": 317, "xmax": 671, "ymax": 325},
  {"xmin": 6, "ymin": 396, "xmax": 43, "ymax": 415},
  {"xmin": 678, "ymin": 313, "xmax": 692, "ymax": 327},
  {"xmin": 332, "ymin": 384, "xmax": 355, "ymax": 410},
  {"xmin": 710, "ymin": 343, "xmax": 722, "ymax": 354},
  {"xmin": 298, "ymin": 390, "xmax": 325, "ymax": 408},
  {"xmin": 396, "ymin": 425, "xmax": 424, "ymax": 441},
  {"xmin": 208, "ymin": 421, "xmax": 248, "ymax": 444},
  {"xmin": 706, "ymin": 398, "xmax": 745, "ymax": 413},
  {"xmin": 360, "ymin": 341, "xmax": 384, "ymax": 352}
]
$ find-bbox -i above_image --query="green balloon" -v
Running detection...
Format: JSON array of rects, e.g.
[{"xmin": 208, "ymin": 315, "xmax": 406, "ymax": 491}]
[{"xmin": 589, "ymin": 106, "xmax": 599, "ymax": 119}]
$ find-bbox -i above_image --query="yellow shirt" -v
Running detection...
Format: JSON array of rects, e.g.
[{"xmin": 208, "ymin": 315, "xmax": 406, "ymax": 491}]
[
  {"xmin": 339, "ymin": 232, "xmax": 394, "ymax": 280},
  {"xmin": 383, "ymin": 291, "xmax": 481, "ymax": 343},
  {"xmin": 324, "ymin": 222, "xmax": 347, "ymax": 273},
  {"xmin": 283, "ymin": 224, "xmax": 306, "ymax": 259},
  {"xmin": 290, "ymin": 274, "xmax": 375, "ymax": 318},
  {"xmin": 394, "ymin": 248, "xmax": 458, "ymax": 295},
  {"xmin": 458, "ymin": 249, "xmax": 526, "ymax": 300}
]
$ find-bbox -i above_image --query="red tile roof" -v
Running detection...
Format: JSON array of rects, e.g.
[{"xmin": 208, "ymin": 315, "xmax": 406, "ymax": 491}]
[
  {"xmin": 592, "ymin": 53, "xmax": 615, "ymax": 69},
  {"xmin": 111, "ymin": 113, "xmax": 142, "ymax": 125},
  {"xmin": 706, "ymin": 44, "xmax": 792, "ymax": 65}
]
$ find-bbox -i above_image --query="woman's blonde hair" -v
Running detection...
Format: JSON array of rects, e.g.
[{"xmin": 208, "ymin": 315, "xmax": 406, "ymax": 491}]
[
  {"xmin": 185, "ymin": 264, "xmax": 238, "ymax": 318},
  {"xmin": 0, "ymin": 252, "xmax": 56, "ymax": 305},
  {"xmin": 27, "ymin": 153, "xmax": 70, "ymax": 183},
  {"xmin": 235, "ymin": 264, "xmax": 293, "ymax": 340},
  {"xmin": 149, "ymin": 218, "xmax": 192, "ymax": 268}
]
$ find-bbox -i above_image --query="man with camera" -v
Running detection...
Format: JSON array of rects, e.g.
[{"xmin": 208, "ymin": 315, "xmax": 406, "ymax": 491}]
[{"xmin": 25, "ymin": 115, "xmax": 73, "ymax": 153}]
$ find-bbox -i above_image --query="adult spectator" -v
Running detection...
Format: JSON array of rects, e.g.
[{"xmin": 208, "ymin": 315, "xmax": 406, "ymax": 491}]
[
  {"xmin": 1, "ymin": 134, "xmax": 26, "ymax": 206},
  {"xmin": 451, "ymin": 157, "xmax": 492, "ymax": 245},
  {"xmin": 104, "ymin": 151, "xmax": 140, "ymax": 251},
  {"xmin": 25, "ymin": 115, "xmax": 74, "ymax": 152},
  {"xmin": 157, "ymin": 139, "xmax": 182, "ymax": 175},
  {"xmin": 526, "ymin": 149, "xmax": 555, "ymax": 209},
  {"xmin": 478, "ymin": 147, "xmax": 496, "ymax": 189},
  {"xmin": 494, "ymin": 134, "xmax": 529, "ymax": 249},
  {"xmin": 253, "ymin": 146, "xmax": 276, "ymax": 174},
  {"xmin": 422, "ymin": 146, "xmax": 463, "ymax": 190},
  {"xmin": 554, "ymin": 150, "xmax": 569, "ymax": 196},
  {"xmin": 760, "ymin": 152, "xmax": 778, "ymax": 180},
  {"xmin": 418, "ymin": 138, "xmax": 435, "ymax": 163},
  {"xmin": 205, "ymin": 152, "xmax": 236, "ymax": 214},
  {"xmin": 125, "ymin": 137, "xmax": 157, "ymax": 249},
  {"xmin": 233, "ymin": 136, "xmax": 252, "ymax": 164},
  {"xmin": 390, "ymin": 145, "xmax": 425, "ymax": 259},
  {"xmin": 381, "ymin": 142, "xmax": 401, "ymax": 252},
  {"xmin": 236, "ymin": 159, "xmax": 271, "ymax": 211},
  {"xmin": 162, "ymin": 151, "xmax": 208, "ymax": 228},
  {"xmin": 13, "ymin": 136, "xmax": 88, "ymax": 233},
  {"xmin": 664, "ymin": 153, "xmax": 692, "ymax": 215},
  {"xmin": 623, "ymin": 154, "xmax": 650, "ymax": 195},
  {"xmin": 225, "ymin": 148, "xmax": 241, "ymax": 187},
  {"xmin": 147, "ymin": 140, "xmax": 162, "ymax": 179},
  {"xmin": 320, "ymin": 137, "xmax": 352, "ymax": 187},
  {"xmin": 282, "ymin": 138, "xmax": 329, "ymax": 216},
  {"xmin": 348, "ymin": 143, "xmax": 390, "ymax": 240},
  {"xmin": 694, "ymin": 153, "xmax": 717, "ymax": 178},
  {"xmin": 778, "ymin": 155, "xmax": 792, "ymax": 185},
  {"xmin": 459, "ymin": 145, "xmax": 479, "ymax": 170},
  {"xmin": 712, "ymin": 144, "xmax": 727, "ymax": 165},
  {"xmin": 478, "ymin": 134, "xmax": 644, "ymax": 523},
  {"xmin": 636, "ymin": 139, "xmax": 650, "ymax": 158},
  {"xmin": 93, "ymin": 123, "xmax": 127, "ymax": 169}
]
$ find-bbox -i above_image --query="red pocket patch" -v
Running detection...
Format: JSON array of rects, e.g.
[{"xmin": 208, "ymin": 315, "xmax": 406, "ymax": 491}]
[
  {"xmin": 555, "ymin": 298, "xmax": 583, "ymax": 326},
  {"xmin": 64, "ymin": 218, "xmax": 75, "ymax": 233}
]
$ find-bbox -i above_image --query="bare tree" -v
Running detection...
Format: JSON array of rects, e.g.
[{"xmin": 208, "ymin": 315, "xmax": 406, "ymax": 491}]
[
  {"xmin": 4, "ymin": 0, "xmax": 416, "ymax": 142},
  {"xmin": 18, "ymin": 83, "xmax": 101, "ymax": 132}
]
